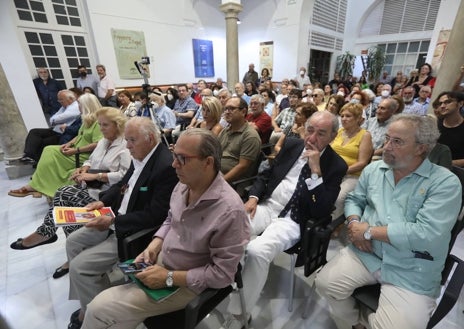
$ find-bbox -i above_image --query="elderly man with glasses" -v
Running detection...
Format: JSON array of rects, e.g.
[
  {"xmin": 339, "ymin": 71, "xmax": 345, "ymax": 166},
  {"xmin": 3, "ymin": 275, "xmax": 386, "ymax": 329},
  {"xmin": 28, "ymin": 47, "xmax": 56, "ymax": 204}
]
[
  {"xmin": 316, "ymin": 114, "xmax": 462, "ymax": 329},
  {"xmin": 80, "ymin": 129, "xmax": 250, "ymax": 329}
]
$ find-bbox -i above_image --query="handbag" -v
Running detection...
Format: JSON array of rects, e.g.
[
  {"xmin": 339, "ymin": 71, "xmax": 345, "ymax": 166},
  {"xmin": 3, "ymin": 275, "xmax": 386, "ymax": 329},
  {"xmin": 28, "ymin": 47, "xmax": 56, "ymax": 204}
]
[{"xmin": 85, "ymin": 169, "xmax": 110, "ymax": 189}]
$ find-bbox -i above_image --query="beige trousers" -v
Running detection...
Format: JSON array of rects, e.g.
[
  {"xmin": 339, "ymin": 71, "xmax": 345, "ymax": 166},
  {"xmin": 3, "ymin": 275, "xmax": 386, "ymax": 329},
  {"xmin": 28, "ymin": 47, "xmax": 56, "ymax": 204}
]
[{"xmin": 315, "ymin": 246, "xmax": 436, "ymax": 329}]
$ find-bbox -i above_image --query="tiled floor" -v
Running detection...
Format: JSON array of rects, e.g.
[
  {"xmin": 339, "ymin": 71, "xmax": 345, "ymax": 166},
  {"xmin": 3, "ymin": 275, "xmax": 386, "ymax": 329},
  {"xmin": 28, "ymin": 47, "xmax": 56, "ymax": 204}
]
[{"xmin": 1, "ymin": 160, "xmax": 463, "ymax": 329}]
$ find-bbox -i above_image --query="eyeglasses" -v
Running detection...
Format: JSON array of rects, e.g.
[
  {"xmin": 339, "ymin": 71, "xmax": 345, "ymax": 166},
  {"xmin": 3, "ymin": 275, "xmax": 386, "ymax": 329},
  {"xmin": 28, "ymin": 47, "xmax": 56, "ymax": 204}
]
[
  {"xmin": 172, "ymin": 152, "xmax": 202, "ymax": 165},
  {"xmin": 224, "ymin": 106, "xmax": 241, "ymax": 112},
  {"xmin": 249, "ymin": 102, "xmax": 260, "ymax": 106},
  {"xmin": 383, "ymin": 135, "xmax": 417, "ymax": 148},
  {"xmin": 437, "ymin": 99, "xmax": 455, "ymax": 106}
]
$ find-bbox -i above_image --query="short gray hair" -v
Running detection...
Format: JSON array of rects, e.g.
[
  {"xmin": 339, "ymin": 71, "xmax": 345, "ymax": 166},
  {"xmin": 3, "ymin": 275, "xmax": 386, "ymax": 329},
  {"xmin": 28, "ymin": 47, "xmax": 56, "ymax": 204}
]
[
  {"xmin": 306, "ymin": 110, "xmax": 339, "ymax": 135},
  {"xmin": 250, "ymin": 94, "xmax": 265, "ymax": 105},
  {"xmin": 180, "ymin": 128, "xmax": 222, "ymax": 172},
  {"xmin": 390, "ymin": 114, "xmax": 440, "ymax": 156}
]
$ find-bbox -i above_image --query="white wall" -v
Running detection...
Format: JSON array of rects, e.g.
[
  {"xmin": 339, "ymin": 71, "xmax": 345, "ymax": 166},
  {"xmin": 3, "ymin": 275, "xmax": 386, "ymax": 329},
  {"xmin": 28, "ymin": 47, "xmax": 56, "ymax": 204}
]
[{"xmin": 0, "ymin": 2, "xmax": 48, "ymax": 130}]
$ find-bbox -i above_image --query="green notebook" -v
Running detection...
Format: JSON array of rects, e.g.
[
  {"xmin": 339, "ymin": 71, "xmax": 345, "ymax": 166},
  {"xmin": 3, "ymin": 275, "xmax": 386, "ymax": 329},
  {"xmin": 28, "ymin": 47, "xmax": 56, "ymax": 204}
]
[{"xmin": 123, "ymin": 260, "xmax": 179, "ymax": 301}]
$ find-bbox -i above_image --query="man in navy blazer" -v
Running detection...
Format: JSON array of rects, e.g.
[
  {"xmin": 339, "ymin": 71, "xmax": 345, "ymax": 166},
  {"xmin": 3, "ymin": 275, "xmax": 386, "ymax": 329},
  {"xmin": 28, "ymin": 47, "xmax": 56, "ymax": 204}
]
[
  {"xmin": 224, "ymin": 111, "xmax": 347, "ymax": 327},
  {"xmin": 66, "ymin": 117, "xmax": 178, "ymax": 329}
]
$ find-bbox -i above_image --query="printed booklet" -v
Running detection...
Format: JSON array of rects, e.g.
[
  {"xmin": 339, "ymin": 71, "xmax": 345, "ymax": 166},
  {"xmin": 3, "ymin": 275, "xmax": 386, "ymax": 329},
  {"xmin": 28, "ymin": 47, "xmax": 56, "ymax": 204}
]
[{"xmin": 53, "ymin": 206, "xmax": 115, "ymax": 226}]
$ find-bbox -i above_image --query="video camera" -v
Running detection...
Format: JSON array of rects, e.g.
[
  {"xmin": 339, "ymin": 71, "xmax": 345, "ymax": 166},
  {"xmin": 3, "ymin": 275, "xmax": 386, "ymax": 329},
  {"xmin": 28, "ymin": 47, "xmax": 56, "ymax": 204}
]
[{"xmin": 134, "ymin": 56, "xmax": 151, "ymax": 94}]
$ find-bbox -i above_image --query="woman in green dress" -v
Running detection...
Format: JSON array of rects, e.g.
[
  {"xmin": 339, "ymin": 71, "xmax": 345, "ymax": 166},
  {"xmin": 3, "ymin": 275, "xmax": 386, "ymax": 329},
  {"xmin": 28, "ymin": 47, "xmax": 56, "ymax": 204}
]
[{"xmin": 8, "ymin": 93, "xmax": 103, "ymax": 198}]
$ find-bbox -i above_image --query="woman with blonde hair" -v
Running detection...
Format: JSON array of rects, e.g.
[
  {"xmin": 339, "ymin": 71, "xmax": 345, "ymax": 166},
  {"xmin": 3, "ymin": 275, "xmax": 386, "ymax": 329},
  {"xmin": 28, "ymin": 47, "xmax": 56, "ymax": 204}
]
[
  {"xmin": 196, "ymin": 96, "xmax": 223, "ymax": 136},
  {"xmin": 331, "ymin": 102, "xmax": 373, "ymax": 220},
  {"xmin": 10, "ymin": 108, "xmax": 131, "ymax": 279},
  {"xmin": 8, "ymin": 93, "xmax": 103, "ymax": 198}
]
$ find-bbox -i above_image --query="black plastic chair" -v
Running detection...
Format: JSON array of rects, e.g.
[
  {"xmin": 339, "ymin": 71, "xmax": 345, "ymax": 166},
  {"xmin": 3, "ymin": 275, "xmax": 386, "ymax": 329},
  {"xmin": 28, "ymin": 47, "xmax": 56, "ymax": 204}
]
[
  {"xmin": 121, "ymin": 228, "xmax": 248, "ymax": 329},
  {"xmin": 286, "ymin": 214, "xmax": 331, "ymax": 312}
]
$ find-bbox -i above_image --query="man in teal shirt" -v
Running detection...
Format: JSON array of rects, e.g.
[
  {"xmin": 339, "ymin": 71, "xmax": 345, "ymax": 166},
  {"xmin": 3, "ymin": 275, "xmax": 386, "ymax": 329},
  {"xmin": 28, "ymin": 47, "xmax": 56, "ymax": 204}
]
[{"xmin": 316, "ymin": 114, "xmax": 462, "ymax": 329}]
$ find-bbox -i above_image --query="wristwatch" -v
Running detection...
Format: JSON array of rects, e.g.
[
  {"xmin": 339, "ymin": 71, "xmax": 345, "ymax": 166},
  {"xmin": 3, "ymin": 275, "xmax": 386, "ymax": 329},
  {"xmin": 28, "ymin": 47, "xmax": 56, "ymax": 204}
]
[
  {"xmin": 311, "ymin": 173, "xmax": 319, "ymax": 180},
  {"xmin": 363, "ymin": 226, "xmax": 372, "ymax": 240},
  {"xmin": 166, "ymin": 271, "xmax": 174, "ymax": 287}
]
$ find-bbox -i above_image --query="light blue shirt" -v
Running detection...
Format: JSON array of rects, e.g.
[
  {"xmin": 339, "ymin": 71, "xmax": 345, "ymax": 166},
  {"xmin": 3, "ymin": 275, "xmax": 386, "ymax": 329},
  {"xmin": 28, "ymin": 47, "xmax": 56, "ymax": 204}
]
[
  {"xmin": 50, "ymin": 100, "xmax": 80, "ymax": 134},
  {"xmin": 345, "ymin": 159, "xmax": 462, "ymax": 298}
]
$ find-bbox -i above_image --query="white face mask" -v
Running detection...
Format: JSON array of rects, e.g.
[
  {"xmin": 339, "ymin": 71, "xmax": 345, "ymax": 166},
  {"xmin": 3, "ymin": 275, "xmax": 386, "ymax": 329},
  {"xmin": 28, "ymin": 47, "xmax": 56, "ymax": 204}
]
[
  {"xmin": 350, "ymin": 99, "xmax": 360, "ymax": 104},
  {"xmin": 151, "ymin": 102, "xmax": 159, "ymax": 109},
  {"xmin": 381, "ymin": 90, "xmax": 390, "ymax": 97},
  {"xmin": 337, "ymin": 91, "xmax": 345, "ymax": 97},
  {"xmin": 306, "ymin": 89, "xmax": 313, "ymax": 96},
  {"xmin": 167, "ymin": 94, "xmax": 173, "ymax": 101},
  {"xmin": 213, "ymin": 90, "xmax": 219, "ymax": 97},
  {"xmin": 300, "ymin": 70, "xmax": 305, "ymax": 76},
  {"xmin": 134, "ymin": 101, "xmax": 142, "ymax": 109}
]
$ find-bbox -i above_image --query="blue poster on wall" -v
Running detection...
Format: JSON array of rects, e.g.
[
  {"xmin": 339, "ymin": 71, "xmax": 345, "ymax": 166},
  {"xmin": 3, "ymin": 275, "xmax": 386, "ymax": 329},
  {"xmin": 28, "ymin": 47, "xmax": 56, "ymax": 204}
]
[{"xmin": 192, "ymin": 39, "xmax": 215, "ymax": 78}]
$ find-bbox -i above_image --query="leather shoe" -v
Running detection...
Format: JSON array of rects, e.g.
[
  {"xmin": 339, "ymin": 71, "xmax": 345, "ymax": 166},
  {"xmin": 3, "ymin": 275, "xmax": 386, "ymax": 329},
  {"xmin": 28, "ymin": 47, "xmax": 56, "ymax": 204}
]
[
  {"xmin": 68, "ymin": 309, "xmax": 82, "ymax": 329},
  {"xmin": 10, "ymin": 234, "xmax": 58, "ymax": 250},
  {"xmin": 53, "ymin": 265, "xmax": 69, "ymax": 279},
  {"xmin": 70, "ymin": 309, "xmax": 81, "ymax": 322}
]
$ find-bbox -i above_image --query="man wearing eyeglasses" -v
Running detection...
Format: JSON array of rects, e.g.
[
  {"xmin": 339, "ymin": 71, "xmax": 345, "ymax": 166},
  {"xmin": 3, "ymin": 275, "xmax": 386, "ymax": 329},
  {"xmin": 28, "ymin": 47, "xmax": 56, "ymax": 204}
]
[
  {"xmin": 81, "ymin": 129, "xmax": 250, "ymax": 328},
  {"xmin": 316, "ymin": 114, "xmax": 462, "ymax": 329},
  {"xmin": 66, "ymin": 117, "xmax": 178, "ymax": 328},
  {"xmin": 218, "ymin": 96, "xmax": 261, "ymax": 183},
  {"xmin": 435, "ymin": 91, "xmax": 464, "ymax": 167}
]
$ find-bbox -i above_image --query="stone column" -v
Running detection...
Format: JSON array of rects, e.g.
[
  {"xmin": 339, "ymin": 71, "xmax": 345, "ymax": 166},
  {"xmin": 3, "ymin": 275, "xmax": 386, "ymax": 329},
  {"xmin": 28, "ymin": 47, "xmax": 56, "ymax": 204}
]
[
  {"xmin": 0, "ymin": 62, "xmax": 34, "ymax": 178},
  {"xmin": 430, "ymin": 0, "xmax": 464, "ymax": 109},
  {"xmin": 220, "ymin": 1, "xmax": 243, "ymax": 90}
]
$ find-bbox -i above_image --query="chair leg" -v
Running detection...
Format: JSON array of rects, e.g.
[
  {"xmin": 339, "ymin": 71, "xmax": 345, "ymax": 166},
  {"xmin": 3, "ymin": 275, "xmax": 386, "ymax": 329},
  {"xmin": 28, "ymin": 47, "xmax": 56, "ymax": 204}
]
[
  {"xmin": 238, "ymin": 287, "xmax": 249, "ymax": 329},
  {"xmin": 288, "ymin": 253, "xmax": 297, "ymax": 312},
  {"xmin": 302, "ymin": 283, "xmax": 316, "ymax": 319}
]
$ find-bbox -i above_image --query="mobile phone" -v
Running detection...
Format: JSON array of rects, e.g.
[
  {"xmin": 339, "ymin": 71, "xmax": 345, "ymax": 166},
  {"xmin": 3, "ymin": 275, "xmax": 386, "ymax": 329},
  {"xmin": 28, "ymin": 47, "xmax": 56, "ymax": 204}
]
[{"xmin": 117, "ymin": 262, "xmax": 151, "ymax": 274}]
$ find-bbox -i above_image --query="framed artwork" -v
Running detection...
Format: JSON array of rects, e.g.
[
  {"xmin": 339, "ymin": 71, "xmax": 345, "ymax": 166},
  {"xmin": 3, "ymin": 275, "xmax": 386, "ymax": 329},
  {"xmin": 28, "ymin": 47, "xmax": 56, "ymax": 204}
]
[{"xmin": 192, "ymin": 39, "xmax": 215, "ymax": 78}]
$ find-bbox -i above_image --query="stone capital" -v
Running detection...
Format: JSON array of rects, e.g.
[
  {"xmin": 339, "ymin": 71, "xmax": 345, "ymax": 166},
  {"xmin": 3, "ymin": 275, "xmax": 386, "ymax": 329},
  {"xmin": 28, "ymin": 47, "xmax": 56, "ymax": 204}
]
[{"xmin": 220, "ymin": 2, "xmax": 243, "ymax": 18}]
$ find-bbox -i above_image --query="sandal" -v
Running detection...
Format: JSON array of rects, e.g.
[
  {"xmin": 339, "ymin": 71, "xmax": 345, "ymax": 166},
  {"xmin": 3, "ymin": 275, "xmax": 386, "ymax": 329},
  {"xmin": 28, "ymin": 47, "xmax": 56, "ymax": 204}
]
[{"xmin": 8, "ymin": 186, "xmax": 42, "ymax": 198}]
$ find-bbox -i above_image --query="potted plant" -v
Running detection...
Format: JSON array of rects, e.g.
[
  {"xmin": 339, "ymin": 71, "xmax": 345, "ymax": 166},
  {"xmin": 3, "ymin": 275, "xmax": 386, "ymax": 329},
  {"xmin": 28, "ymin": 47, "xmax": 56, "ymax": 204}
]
[
  {"xmin": 366, "ymin": 46, "xmax": 386, "ymax": 82},
  {"xmin": 336, "ymin": 51, "xmax": 356, "ymax": 80}
]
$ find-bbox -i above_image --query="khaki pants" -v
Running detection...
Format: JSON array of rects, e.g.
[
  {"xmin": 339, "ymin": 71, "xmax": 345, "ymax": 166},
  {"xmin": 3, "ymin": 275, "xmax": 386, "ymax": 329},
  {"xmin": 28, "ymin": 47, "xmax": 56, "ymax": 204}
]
[{"xmin": 315, "ymin": 246, "xmax": 436, "ymax": 329}]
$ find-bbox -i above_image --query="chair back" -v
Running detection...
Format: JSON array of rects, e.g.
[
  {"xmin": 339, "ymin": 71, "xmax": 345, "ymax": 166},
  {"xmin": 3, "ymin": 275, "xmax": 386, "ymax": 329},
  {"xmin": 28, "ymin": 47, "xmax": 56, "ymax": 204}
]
[{"xmin": 301, "ymin": 215, "xmax": 332, "ymax": 277}]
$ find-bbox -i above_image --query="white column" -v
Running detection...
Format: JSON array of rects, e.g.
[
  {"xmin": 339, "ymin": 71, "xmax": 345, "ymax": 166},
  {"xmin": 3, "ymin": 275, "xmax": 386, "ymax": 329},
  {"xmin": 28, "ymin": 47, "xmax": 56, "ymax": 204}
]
[{"xmin": 220, "ymin": 1, "xmax": 243, "ymax": 90}]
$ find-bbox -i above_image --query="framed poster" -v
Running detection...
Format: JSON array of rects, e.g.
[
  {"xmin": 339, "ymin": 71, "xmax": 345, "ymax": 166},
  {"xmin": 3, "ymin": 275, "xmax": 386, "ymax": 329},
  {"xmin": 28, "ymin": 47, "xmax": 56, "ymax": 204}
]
[
  {"xmin": 192, "ymin": 39, "xmax": 215, "ymax": 78},
  {"xmin": 111, "ymin": 29, "xmax": 149, "ymax": 79},
  {"xmin": 259, "ymin": 41, "xmax": 274, "ymax": 78}
]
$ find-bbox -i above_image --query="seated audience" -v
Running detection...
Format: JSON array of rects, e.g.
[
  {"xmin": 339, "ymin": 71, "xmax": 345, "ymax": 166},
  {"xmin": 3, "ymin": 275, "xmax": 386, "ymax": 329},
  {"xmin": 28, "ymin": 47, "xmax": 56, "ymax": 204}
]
[
  {"xmin": 362, "ymin": 98, "xmax": 397, "ymax": 160},
  {"xmin": 165, "ymin": 87, "xmax": 179, "ymax": 110},
  {"xmin": 223, "ymin": 111, "xmax": 346, "ymax": 328},
  {"xmin": 315, "ymin": 114, "xmax": 462, "ymax": 329},
  {"xmin": 218, "ymin": 96, "xmax": 261, "ymax": 183},
  {"xmin": 270, "ymin": 88, "xmax": 302, "ymax": 144},
  {"xmin": 65, "ymin": 117, "xmax": 178, "ymax": 328},
  {"xmin": 435, "ymin": 91, "xmax": 464, "ymax": 167},
  {"xmin": 245, "ymin": 81, "xmax": 258, "ymax": 97},
  {"xmin": 234, "ymin": 82, "xmax": 251, "ymax": 104},
  {"xmin": 414, "ymin": 85, "xmax": 432, "ymax": 114},
  {"xmin": 246, "ymin": 94, "xmax": 273, "ymax": 144},
  {"xmin": 9, "ymin": 93, "xmax": 103, "ymax": 198},
  {"xmin": 261, "ymin": 88, "xmax": 275, "ymax": 116},
  {"xmin": 362, "ymin": 88, "xmax": 377, "ymax": 118},
  {"xmin": 20, "ymin": 89, "xmax": 81, "ymax": 164},
  {"xmin": 402, "ymin": 86, "xmax": 425, "ymax": 115},
  {"xmin": 117, "ymin": 90, "xmax": 137, "ymax": 117},
  {"xmin": 149, "ymin": 93, "xmax": 176, "ymax": 138},
  {"xmin": 172, "ymin": 84, "xmax": 199, "ymax": 139},
  {"xmin": 408, "ymin": 63, "xmax": 435, "ymax": 95},
  {"xmin": 273, "ymin": 102, "xmax": 318, "ymax": 154},
  {"xmin": 330, "ymin": 103, "xmax": 373, "ymax": 220},
  {"xmin": 312, "ymin": 88, "xmax": 326, "ymax": 111},
  {"xmin": 325, "ymin": 94, "xmax": 346, "ymax": 125},
  {"xmin": 133, "ymin": 92, "xmax": 151, "ymax": 117},
  {"xmin": 186, "ymin": 88, "xmax": 213, "ymax": 129},
  {"xmin": 80, "ymin": 129, "xmax": 250, "ymax": 329},
  {"xmin": 193, "ymin": 79, "xmax": 207, "ymax": 104},
  {"xmin": 196, "ymin": 96, "xmax": 223, "ymax": 136},
  {"xmin": 10, "ymin": 108, "xmax": 131, "ymax": 278}
]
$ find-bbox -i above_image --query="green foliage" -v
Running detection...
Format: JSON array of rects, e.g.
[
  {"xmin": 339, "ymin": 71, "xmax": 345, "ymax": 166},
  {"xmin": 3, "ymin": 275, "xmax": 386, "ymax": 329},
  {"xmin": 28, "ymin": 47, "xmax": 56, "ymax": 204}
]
[
  {"xmin": 367, "ymin": 46, "xmax": 386, "ymax": 82},
  {"xmin": 336, "ymin": 51, "xmax": 356, "ymax": 80}
]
